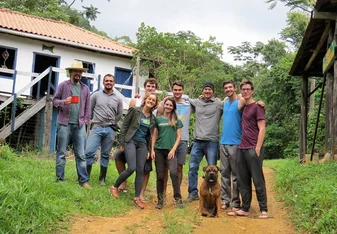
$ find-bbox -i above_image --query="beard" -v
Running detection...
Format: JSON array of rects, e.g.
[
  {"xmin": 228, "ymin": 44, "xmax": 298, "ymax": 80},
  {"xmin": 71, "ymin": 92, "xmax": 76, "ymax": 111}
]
[
  {"xmin": 105, "ymin": 85, "xmax": 112, "ymax": 90},
  {"xmin": 71, "ymin": 75, "xmax": 81, "ymax": 84}
]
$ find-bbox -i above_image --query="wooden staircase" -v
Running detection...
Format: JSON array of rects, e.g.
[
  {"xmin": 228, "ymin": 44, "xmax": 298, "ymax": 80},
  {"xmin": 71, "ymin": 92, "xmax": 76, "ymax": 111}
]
[{"xmin": 0, "ymin": 96, "xmax": 46, "ymax": 139}]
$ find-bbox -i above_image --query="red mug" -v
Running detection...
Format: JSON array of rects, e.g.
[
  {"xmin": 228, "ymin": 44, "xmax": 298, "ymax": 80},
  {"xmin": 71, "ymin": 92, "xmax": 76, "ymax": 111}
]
[{"xmin": 71, "ymin": 96, "xmax": 79, "ymax": 104}]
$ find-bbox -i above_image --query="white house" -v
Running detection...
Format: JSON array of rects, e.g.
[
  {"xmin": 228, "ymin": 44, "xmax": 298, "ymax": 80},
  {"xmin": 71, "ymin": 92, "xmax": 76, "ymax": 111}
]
[
  {"xmin": 0, "ymin": 8, "xmax": 148, "ymax": 103},
  {"xmin": 0, "ymin": 8, "xmax": 149, "ymax": 151}
]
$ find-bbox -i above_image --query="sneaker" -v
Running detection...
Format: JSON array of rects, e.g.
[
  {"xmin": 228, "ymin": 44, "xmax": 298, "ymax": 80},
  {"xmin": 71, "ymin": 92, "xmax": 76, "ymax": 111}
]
[
  {"xmin": 133, "ymin": 198, "xmax": 145, "ymax": 209},
  {"xmin": 184, "ymin": 195, "xmax": 199, "ymax": 203},
  {"xmin": 81, "ymin": 183, "xmax": 92, "ymax": 189},
  {"xmin": 175, "ymin": 199, "xmax": 184, "ymax": 209},
  {"xmin": 109, "ymin": 186, "xmax": 119, "ymax": 199}
]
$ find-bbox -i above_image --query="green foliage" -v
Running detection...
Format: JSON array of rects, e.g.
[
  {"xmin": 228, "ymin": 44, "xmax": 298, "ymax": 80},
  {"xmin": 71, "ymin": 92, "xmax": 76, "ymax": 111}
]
[
  {"xmin": 257, "ymin": 53, "xmax": 301, "ymax": 158},
  {"xmin": 280, "ymin": 11, "xmax": 310, "ymax": 49},
  {"xmin": 306, "ymin": 87, "xmax": 326, "ymax": 153},
  {"xmin": 0, "ymin": 144, "xmax": 16, "ymax": 159},
  {"xmin": 133, "ymin": 23, "xmax": 231, "ymax": 98},
  {"xmin": 270, "ymin": 159, "xmax": 337, "ymax": 233},
  {"xmin": 228, "ymin": 39, "xmax": 287, "ymax": 67},
  {"xmin": 0, "ymin": 0, "xmax": 111, "ymax": 38},
  {"xmin": 266, "ymin": 0, "xmax": 315, "ymax": 13}
]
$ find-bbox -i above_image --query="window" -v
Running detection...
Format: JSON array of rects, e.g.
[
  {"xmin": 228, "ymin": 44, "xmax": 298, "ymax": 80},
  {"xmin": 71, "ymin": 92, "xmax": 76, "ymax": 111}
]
[
  {"xmin": 77, "ymin": 60, "xmax": 95, "ymax": 91},
  {"xmin": 115, "ymin": 67, "xmax": 133, "ymax": 98},
  {"xmin": 0, "ymin": 46, "xmax": 17, "ymax": 78}
]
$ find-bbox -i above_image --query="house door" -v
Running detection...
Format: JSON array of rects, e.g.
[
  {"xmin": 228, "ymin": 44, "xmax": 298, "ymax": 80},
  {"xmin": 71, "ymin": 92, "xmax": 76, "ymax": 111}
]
[
  {"xmin": 32, "ymin": 53, "xmax": 59, "ymax": 99},
  {"xmin": 115, "ymin": 67, "xmax": 133, "ymax": 98}
]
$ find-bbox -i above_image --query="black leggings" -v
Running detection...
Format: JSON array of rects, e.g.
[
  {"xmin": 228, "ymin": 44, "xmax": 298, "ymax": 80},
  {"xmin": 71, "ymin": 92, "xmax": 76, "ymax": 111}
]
[{"xmin": 154, "ymin": 149, "xmax": 181, "ymax": 200}]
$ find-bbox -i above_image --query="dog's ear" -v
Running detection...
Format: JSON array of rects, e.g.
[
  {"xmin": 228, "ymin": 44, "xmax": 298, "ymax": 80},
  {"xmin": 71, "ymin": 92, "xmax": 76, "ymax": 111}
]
[
  {"xmin": 203, "ymin": 166, "xmax": 207, "ymax": 172},
  {"xmin": 216, "ymin": 166, "xmax": 221, "ymax": 172}
]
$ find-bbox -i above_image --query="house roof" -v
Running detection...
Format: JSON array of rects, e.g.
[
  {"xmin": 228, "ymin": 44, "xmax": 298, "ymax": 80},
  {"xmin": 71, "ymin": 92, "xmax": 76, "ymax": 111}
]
[
  {"xmin": 0, "ymin": 8, "xmax": 135, "ymax": 57},
  {"xmin": 289, "ymin": 18, "xmax": 328, "ymax": 77},
  {"xmin": 290, "ymin": 0, "xmax": 337, "ymax": 77}
]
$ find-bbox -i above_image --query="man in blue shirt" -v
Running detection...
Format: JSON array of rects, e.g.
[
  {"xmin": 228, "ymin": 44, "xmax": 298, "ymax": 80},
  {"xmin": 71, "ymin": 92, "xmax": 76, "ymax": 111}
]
[{"xmin": 220, "ymin": 80, "xmax": 245, "ymax": 213}]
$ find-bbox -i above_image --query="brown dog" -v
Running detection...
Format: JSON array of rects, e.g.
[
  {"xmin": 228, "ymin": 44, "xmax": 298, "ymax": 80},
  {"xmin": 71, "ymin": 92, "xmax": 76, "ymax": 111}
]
[{"xmin": 199, "ymin": 165, "xmax": 222, "ymax": 217}]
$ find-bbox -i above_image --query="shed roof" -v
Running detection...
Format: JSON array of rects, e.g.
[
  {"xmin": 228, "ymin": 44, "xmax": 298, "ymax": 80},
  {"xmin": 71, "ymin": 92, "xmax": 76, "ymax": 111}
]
[
  {"xmin": 0, "ymin": 8, "xmax": 135, "ymax": 57},
  {"xmin": 290, "ymin": 0, "xmax": 337, "ymax": 77}
]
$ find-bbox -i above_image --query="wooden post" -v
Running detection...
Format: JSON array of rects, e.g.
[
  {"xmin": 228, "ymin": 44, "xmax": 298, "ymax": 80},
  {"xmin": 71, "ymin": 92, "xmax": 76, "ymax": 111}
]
[
  {"xmin": 300, "ymin": 75, "xmax": 308, "ymax": 164},
  {"xmin": 332, "ymin": 18, "xmax": 337, "ymax": 157},
  {"xmin": 309, "ymin": 78, "xmax": 315, "ymax": 113},
  {"xmin": 326, "ymin": 27, "xmax": 334, "ymax": 154},
  {"xmin": 42, "ymin": 99, "xmax": 53, "ymax": 153}
]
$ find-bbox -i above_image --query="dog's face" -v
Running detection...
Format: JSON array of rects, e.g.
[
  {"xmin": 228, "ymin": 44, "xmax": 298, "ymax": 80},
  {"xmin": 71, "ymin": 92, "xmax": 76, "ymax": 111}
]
[{"xmin": 203, "ymin": 166, "xmax": 220, "ymax": 184}]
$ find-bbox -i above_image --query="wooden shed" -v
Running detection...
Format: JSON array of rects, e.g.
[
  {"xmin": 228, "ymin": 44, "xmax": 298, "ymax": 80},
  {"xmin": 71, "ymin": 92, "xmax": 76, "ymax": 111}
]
[{"xmin": 290, "ymin": 0, "xmax": 337, "ymax": 162}]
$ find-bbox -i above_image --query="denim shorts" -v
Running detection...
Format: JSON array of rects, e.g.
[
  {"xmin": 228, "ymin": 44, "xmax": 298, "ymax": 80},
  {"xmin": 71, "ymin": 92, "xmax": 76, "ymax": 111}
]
[{"xmin": 176, "ymin": 140, "xmax": 188, "ymax": 165}]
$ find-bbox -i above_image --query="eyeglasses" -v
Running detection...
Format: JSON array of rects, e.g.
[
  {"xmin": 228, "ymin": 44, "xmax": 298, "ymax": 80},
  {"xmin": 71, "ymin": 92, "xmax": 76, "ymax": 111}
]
[{"xmin": 241, "ymin": 88, "xmax": 251, "ymax": 91}]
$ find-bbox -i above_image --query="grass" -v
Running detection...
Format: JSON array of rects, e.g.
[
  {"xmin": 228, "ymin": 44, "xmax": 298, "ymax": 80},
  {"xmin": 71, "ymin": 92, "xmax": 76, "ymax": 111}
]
[
  {"xmin": 3, "ymin": 144, "xmax": 337, "ymax": 234},
  {"xmin": 0, "ymin": 145, "xmax": 204, "ymax": 234},
  {"xmin": 265, "ymin": 158, "xmax": 337, "ymax": 234},
  {"xmin": 0, "ymin": 145, "xmax": 135, "ymax": 233}
]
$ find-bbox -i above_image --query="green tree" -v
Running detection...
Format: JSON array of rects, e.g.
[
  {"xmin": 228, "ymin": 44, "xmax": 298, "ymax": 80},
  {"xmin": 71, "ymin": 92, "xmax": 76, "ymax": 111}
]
[
  {"xmin": 134, "ymin": 23, "xmax": 231, "ymax": 98},
  {"xmin": 280, "ymin": 11, "xmax": 309, "ymax": 49},
  {"xmin": 0, "ymin": 0, "xmax": 110, "ymax": 37},
  {"xmin": 258, "ymin": 53, "xmax": 301, "ymax": 158},
  {"xmin": 266, "ymin": 0, "xmax": 314, "ymax": 13}
]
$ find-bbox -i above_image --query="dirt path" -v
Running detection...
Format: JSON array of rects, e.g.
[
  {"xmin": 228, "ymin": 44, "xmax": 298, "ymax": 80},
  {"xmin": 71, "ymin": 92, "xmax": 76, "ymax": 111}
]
[{"xmin": 70, "ymin": 168, "xmax": 296, "ymax": 234}]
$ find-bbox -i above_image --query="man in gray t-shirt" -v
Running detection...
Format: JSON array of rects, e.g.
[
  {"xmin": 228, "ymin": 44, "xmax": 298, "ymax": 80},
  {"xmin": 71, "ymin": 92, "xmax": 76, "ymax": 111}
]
[
  {"xmin": 185, "ymin": 81, "xmax": 223, "ymax": 202},
  {"xmin": 85, "ymin": 74, "xmax": 123, "ymax": 185}
]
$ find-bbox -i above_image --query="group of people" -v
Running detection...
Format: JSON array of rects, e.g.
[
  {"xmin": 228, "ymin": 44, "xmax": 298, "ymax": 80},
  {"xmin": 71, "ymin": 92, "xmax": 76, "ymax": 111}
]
[{"xmin": 53, "ymin": 60, "xmax": 268, "ymax": 218}]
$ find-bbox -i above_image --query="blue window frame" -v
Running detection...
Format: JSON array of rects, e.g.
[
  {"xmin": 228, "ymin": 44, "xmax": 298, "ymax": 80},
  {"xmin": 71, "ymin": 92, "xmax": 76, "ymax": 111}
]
[
  {"xmin": 115, "ymin": 67, "xmax": 133, "ymax": 98},
  {"xmin": 0, "ymin": 45, "xmax": 17, "ymax": 79},
  {"xmin": 77, "ymin": 60, "xmax": 95, "ymax": 92}
]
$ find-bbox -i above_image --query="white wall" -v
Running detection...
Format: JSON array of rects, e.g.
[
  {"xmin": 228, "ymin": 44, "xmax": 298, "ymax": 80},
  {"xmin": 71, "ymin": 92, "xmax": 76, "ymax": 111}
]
[{"xmin": 0, "ymin": 33, "xmax": 148, "ymax": 101}]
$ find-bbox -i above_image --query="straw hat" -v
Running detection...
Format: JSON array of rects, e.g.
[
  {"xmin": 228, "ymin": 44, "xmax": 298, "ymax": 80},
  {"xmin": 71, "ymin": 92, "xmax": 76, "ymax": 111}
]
[{"xmin": 65, "ymin": 60, "xmax": 88, "ymax": 72}]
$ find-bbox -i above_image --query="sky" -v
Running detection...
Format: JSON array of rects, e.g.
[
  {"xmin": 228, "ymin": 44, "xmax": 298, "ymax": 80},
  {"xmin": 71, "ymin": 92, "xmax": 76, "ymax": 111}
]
[{"xmin": 71, "ymin": 0, "xmax": 289, "ymax": 64}]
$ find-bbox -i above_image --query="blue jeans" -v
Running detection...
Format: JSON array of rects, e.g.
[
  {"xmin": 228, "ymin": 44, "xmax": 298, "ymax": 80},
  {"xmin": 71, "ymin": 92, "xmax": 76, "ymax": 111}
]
[
  {"xmin": 188, "ymin": 140, "xmax": 219, "ymax": 196},
  {"xmin": 85, "ymin": 126, "xmax": 115, "ymax": 167},
  {"xmin": 56, "ymin": 124, "xmax": 89, "ymax": 185}
]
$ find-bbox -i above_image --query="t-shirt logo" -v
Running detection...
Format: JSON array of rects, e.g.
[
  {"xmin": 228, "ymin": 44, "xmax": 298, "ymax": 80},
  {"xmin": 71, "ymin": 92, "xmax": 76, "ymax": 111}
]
[
  {"xmin": 142, "ymin": 118, "xmax": 150, "ymax": 125},
  {"xmin": 177, "ymin": 105, "xmax": 187, "ymax": 121}
]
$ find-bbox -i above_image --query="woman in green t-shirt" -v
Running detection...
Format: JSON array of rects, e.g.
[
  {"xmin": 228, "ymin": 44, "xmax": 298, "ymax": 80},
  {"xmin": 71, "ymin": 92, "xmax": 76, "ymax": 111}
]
[{"xmin": 151, "ymin": 98, "xmax": 183, "ymax": 209}]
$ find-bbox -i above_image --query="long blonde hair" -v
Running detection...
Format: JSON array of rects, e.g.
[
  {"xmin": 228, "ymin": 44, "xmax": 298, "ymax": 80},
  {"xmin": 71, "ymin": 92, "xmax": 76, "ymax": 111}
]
[{"xmin": 164, "ymin": 98, "xmax": 178, "ymax": 127}]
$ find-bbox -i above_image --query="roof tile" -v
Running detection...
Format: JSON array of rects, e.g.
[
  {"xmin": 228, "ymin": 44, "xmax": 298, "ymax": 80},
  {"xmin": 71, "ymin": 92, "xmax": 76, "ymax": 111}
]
[{"xmin": 0, "ymin": 8, "xmax": 135, "ymax": 56}]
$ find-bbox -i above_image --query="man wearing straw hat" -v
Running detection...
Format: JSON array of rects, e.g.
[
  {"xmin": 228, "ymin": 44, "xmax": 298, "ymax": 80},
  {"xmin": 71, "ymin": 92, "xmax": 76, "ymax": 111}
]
[{"xmin": 53, "ymin": 60, "xmax": 91, "ymax": 188}]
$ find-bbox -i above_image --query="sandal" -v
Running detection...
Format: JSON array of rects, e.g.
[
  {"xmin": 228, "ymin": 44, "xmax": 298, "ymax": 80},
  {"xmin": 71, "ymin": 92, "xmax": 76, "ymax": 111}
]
[
  {"xmin": 227, "ymin": 207, "xmax": 240, "ymax": 216},
  {"xmin": 133, "ymin": 198, "xmax": 145, "ymax": 209},
  {"xmin": 118, "ymin": 189, "xmax": 128, "ymax": 193},
  {"xmin": 109, "ymin": 187, "xmax": 119, "ymax": 199},
  {"xmin": 258, "ymin": 211, "xmax": 268, "ymax": 219}
]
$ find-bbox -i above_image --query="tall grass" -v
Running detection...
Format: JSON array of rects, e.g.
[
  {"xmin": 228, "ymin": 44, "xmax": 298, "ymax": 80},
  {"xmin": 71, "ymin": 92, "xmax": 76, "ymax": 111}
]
[
  {"xmin": 0, "ymin": 145, "xmax": 134, "ymax": 234},
  {"xmin": 265, "ymin": 158, "xmax": 337, "ymax": 234}
]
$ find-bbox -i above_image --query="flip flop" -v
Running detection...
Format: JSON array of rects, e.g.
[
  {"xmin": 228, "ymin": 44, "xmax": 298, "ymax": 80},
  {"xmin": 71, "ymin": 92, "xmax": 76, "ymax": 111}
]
[
  {"xmin": 221, "ymin": 204, "xmax": 229, "ymax": 210},
  {"xmin": 227, "ymin": 208, "xmax": 241, "ymax": 216},
  {"xmin": 258, "ymin": 212, "xmax": 268, "ymax": 219},
  {"xmin": 118, "ymin": 189, "xmax": 128, "ymax": 193},
  {"xmin": 235, "ymin": 209, "xmax": 249, "ymax": 216}
]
